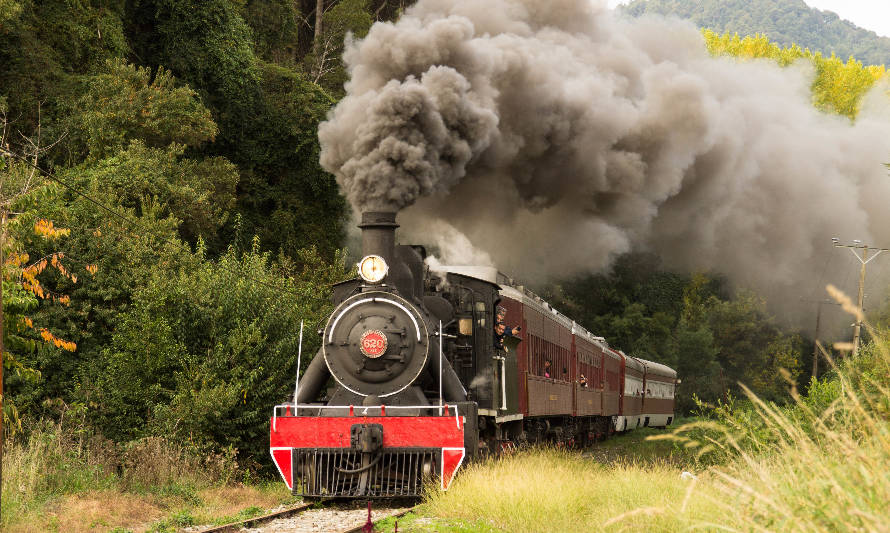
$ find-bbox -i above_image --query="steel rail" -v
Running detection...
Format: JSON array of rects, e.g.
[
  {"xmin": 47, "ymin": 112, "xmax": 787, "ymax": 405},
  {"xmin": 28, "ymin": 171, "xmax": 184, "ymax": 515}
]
[
  {"xmin": 197, "ymin": 503, "xmax": 312, "ymax": 533},
  {"xmin": 196, "ymin": 502, "xmax": 417, "ymax": 533},
  {"xmin": 336, "ymin": 505, "xmax": 418, "ymax": 533}
]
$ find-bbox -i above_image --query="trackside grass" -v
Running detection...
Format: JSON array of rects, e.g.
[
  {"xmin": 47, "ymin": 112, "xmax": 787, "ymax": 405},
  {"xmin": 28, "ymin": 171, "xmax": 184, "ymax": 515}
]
[
  {"xmin": 665, "ymin": 342, "xmax": 890, "ymax": 531},
  {"xmin": 414, "ymin": 293, "xmax": 890, "ymax": 532},
  {"xmin": 417, "ymin": 449, "xmax": 715, "ymax": 532},
  {"xmin": 1, "ymin": 419, "xmax": 293, "ymax": 532}
]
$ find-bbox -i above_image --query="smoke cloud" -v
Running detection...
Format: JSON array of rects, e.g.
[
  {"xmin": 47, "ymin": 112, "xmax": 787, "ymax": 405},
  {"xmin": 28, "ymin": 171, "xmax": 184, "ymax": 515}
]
[
  {"xmin": 319, "ymin": 0, "xmax": 890, "ymax": 323},
  {"xmin": 418, "ymin": 219, "xmax": 495, "ymax": 266}
]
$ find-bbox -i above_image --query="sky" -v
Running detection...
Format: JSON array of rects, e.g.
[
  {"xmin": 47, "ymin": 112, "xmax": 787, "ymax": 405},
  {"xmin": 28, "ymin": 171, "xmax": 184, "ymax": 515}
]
[{"xmin": 606, "ymin": 0, "xmax": 890, "ymax": 38}]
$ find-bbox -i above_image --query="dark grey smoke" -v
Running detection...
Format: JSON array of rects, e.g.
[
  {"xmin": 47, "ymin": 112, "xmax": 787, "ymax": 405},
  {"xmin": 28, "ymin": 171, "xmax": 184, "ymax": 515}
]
[{"xmin": 319, "ymin": 0, "xmax": 890, "ymax": 324}]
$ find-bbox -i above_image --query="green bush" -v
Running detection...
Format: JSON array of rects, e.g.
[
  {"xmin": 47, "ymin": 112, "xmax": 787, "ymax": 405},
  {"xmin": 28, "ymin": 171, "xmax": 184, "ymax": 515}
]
[{"xmin": 95, "ymin": 239, "xmax": 347, "ymax": 465}]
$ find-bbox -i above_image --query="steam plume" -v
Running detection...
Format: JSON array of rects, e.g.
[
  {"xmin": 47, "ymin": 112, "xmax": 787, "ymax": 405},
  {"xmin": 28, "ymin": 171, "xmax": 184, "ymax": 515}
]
[{"xmin": 319, "ymin": 0, "xmax": 890, "ymax": 319}]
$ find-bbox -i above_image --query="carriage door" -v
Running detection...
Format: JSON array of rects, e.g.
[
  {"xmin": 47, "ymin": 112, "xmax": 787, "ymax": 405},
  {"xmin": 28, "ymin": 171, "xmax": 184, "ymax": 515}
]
[
  {"xmin": 453, "ymin": 285, "xmax": 479, "ymax": 392},
  {"xmin": 473, "ymin": 295, "xmax": 500, "ymax": 412},
  {"xmin": 452, "ymin": 282, "xmax": 495, "ymax": 409}
]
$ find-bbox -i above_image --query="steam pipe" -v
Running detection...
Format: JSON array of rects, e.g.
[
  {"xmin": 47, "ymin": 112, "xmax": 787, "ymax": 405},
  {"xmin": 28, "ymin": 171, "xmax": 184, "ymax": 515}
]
[
  {"xmin": 433, "ymin": 338, "xmax": 467, "ymax": 402},
  {"xmin": 296, "ymin": 348, "xmax": 329, "ymax": 403}
]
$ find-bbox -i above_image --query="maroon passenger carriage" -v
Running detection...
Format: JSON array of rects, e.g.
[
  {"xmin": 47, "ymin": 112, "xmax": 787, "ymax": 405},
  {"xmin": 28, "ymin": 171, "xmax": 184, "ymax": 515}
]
[
  {"xmin": 270, "ymin": 211, "xmax": 678, "ymax": 498},
  {"xmin": 481, "ymin": 271, "xmax": 678, "ymax": 446}
]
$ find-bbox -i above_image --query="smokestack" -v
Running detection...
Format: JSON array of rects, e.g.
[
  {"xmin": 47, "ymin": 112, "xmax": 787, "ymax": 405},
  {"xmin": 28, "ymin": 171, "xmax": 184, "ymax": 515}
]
[
  {"xmin": 359, "ymin": 211, "xmax": 417, "ymax": 297},
  {"xmin": 359, "ymin": 211, "xmax": 399, "ymax": 268}
]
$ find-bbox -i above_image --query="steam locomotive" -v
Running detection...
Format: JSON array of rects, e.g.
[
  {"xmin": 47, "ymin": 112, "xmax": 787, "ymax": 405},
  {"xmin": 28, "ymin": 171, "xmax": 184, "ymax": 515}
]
[{"xmin": 270, "ymin": 212, "xmax": 678, "ymax": 498}]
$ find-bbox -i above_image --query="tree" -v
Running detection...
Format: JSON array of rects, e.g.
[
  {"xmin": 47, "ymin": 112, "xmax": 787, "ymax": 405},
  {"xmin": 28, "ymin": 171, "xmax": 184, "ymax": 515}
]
[
  {"xmin": 68, "ymin": 142, "xmax": 238, "ymax": 245},
  {"xmin": 304, "ymin": 0, "xmax": 373, "ymax": 94},
  {"xmin": 704, "ymin": 291, "xmax": 802, "ymax": 403},
  {"xmin": 0, "ymin": 0, "xmax": 129, "ymax": 158},
  {"xmin": 670, "ymin": 323, "xmax": 720, "ymax": 411},
  {"xmin": 701, "ymin": 30, "xmax": 885, "ymax": 120},
  {"xmin": 315, "ymin": 0, "xmax": 324, "ymax": 55},
  {"xmin": 545, "ymin": 254, "xmax": 802, "ymax": 411},
  {"xmin": 127, "ymin": 0, "xmax": 348, "ymax": 259},
  {"xmin": 22, "ymin": 61, "xmax": 240, "ymax": 415},
  {"xmin": 242, "ymin": 0, "xmax": 303, "ymax": 65},
  {"xmin": 0, "ymin": 100, "xmax": 87, "ymax": 437},
  {"xmin": 96, "ymin": 241, "xmax": 348, "ymax": 463},
  {"xmin": 0, "ymin": 0, "xmax": 22, "ymax": 28},
  {"xmin": 75, "ymin": 60, "xmax": 218, "ymax": 161},
  {"xmin": 811, "ymin": 53, "xmax": 884, "ymax": 119},
  {"xmin": 624, "ymin": 0, "xmax": 890, "ymax": 67}
]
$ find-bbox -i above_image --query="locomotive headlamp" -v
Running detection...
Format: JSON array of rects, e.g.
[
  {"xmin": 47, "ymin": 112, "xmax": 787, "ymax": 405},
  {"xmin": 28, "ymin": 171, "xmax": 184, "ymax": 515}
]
[{"xmin": 358, "ymin": 255, "xmax": 388, "ymax": 283}]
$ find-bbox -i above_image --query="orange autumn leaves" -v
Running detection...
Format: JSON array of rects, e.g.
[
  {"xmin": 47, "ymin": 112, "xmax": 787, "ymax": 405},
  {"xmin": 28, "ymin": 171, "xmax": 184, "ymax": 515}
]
[
  {"xmin": 33, "ymin": 219, "xmax": 70, "ymax": 239},
  {"xmin": 39, "ymin": 328, "xmax": 77, "ymax": 352},
  {"xmin": 19, "ymin": 253, "xmax": 75, "ymax": 304},
  {"xmin": 6, "ymin": 219, "xmax": 99, "ymax": 353}
]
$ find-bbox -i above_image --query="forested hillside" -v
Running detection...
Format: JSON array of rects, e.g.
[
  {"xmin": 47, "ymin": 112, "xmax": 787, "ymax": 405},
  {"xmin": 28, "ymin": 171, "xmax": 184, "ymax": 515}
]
[
  {"xmin": 623, "ymin": 0, "xmax": 890, "ymax": 66},
  {"xmin": 0, "ymin": 0, "xmax": 408, "ymax": 464},
  {"xmin": 2, "ymin": 4, "xmax": 888, "ymax": 527}
]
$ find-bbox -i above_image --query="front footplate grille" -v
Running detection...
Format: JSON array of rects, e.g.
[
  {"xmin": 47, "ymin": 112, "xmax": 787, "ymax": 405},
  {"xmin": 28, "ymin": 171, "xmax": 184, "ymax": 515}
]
[{"xmin": 293, "ymin": 448, "xmax": 438, "ymax": 497}]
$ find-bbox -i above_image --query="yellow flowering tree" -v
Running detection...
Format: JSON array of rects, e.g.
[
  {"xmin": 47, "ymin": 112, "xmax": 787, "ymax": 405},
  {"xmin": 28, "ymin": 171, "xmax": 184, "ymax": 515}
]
[{"xmin": 703, "ymin": 30, "xmax": 886, "ymax": 120}]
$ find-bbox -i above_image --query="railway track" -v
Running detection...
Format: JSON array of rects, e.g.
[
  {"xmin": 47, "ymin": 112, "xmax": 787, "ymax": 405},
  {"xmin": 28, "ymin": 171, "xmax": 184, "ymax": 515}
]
[
  {"xmin": 197, "ymin": 503, "xmax": 312, "ymax": 533},
  {"xmin": 196, "ymin": 501, "xmax": 416, "ymax": 533},
  {"xmin": 335, "ymin": 504, "xmax": 416, "ymax": 533}
]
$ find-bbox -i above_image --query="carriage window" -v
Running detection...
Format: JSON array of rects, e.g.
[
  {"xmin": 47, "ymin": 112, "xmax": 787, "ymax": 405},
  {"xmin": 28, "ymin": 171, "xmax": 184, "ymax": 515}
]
[
  {"xmin": 475, "ymin": 302, "xmax": 486, "ymax": 312},
  {"xmin": 459, "ymin": 318, "xmax": 473, "ymax": 336},
  {"xmin": 459, "ymin": 289, "xmax": 473, "ymax": 313},
  {"xmin": 578, "ymin": 349, "xmax": 596, "ymax": 389}
]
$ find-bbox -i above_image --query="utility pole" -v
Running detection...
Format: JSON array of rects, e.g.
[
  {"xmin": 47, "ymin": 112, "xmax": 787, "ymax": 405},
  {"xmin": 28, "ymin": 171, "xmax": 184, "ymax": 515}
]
[
  {"xmin": 854, "ymin": 247, "xmax": 867, "ymax": 356},
  {"xmin": 801, "ymin": 298, "xmax": 840, "ymax": 378},
  {"xmin": 813, "ymin": 302, "xmax": 821, "ymax": 376},
  {"xmin": 832, "ymin": 238, "xmax": 890, "ymax": 357}
]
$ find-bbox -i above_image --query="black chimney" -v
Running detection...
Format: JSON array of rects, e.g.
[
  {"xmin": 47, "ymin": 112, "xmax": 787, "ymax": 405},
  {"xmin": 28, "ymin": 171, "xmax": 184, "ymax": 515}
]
[
  {"xmin": 358, "ymin": 211, "xmax": 417, "ymax": 297},
  {"xmin": 358, "ymin": 211, "xmax": 398, "ymax": 267}
]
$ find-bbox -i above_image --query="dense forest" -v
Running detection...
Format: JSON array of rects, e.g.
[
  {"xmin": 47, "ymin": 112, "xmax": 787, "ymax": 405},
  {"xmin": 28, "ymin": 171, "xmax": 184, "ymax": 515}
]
[
  {"xmin": 622, "ymin": 0, "xmax": 890, "ymax": 66},
  {"xmin": 1, "ymin": 0, "xmax": 887, "ymax": 476},
  {"xmin": 0, "ymin": 0, "xmax": 409, "ymax": 464}
]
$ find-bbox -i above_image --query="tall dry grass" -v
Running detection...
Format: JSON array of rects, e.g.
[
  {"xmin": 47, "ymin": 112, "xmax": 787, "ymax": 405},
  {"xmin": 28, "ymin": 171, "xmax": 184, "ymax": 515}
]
[
  {"xmin": 1, "ymin": 417, "xmax": 238, "ymax": 529},
  {"xmin": 662, "ymin": 334, "xmax": 890, "ymax": 531},
  {"xmin": 423, "ymin": 293, "xmax": 890, "ymax": 532},
  {"xmin": 422, "ymin": 448, "xmax": 717, "ymax": 532},
  {"xmin": 2, "ymin": 419, "xmax": 118, "ymax": 525}
]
